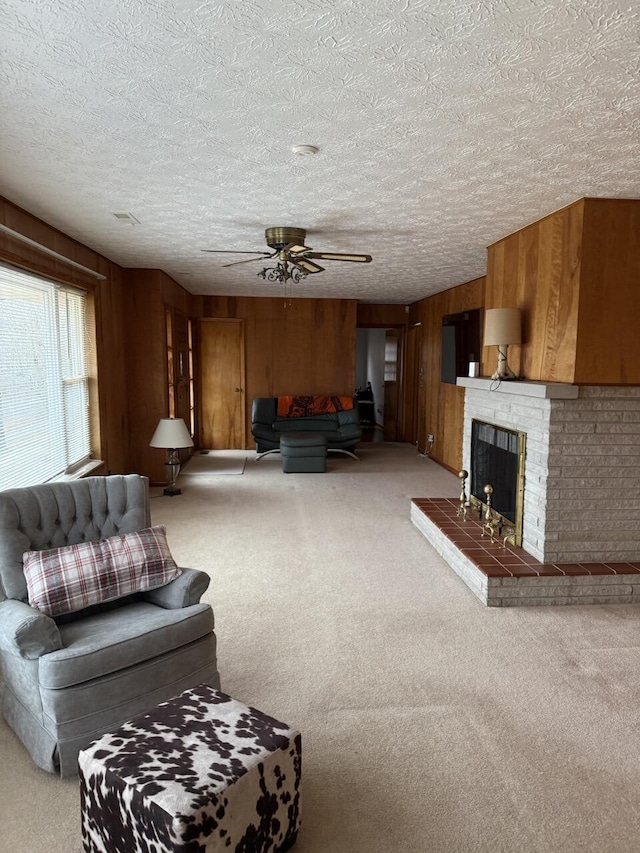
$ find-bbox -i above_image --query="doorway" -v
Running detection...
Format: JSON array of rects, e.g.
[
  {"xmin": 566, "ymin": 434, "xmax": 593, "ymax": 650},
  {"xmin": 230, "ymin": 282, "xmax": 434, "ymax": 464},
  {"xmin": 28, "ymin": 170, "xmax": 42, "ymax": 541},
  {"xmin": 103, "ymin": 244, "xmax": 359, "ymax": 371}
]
[
  {"xmin": 356, "ymin": 327, "xmax": 400, "ymax": 441},
  {"xmin": 198, "ymin": 319, "xmax": 245, "ymax": 449}
]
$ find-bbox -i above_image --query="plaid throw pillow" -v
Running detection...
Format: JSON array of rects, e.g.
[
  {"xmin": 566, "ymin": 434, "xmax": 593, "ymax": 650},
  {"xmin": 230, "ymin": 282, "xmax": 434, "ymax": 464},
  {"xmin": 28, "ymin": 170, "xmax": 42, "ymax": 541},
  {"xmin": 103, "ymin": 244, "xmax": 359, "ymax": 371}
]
[{"xmin": 23, "ymin": 525, "xmax": 182, "ymax": 617}]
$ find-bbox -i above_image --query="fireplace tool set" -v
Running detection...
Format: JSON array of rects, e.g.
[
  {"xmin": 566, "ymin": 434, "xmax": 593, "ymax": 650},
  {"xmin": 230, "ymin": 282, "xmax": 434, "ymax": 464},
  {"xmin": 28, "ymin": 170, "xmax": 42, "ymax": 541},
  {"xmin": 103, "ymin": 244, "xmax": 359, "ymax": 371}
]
[{"xmin": 456, "ymin": 470, "xmax": 517, "ymax": 547}]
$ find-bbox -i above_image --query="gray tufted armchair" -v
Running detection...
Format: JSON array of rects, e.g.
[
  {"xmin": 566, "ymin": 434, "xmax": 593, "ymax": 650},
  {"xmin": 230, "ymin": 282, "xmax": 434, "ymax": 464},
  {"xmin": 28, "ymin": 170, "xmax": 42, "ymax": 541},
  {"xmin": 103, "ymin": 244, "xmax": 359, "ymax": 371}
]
[{"xmin": 0, "ymin": 474, "xmax": 220, "ymax": 776}]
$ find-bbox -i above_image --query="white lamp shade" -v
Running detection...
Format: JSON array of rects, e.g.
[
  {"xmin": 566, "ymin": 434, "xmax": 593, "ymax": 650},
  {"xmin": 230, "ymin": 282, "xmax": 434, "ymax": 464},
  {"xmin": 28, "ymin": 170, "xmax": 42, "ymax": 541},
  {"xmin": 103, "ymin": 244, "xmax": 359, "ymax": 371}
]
[
  {"xmin": 483, "ymin": 308, "xmax": 522, "ymax": 346},
  {"xmin": 150, "ymin": 418, "xmax": 194, "ymax": 449}
]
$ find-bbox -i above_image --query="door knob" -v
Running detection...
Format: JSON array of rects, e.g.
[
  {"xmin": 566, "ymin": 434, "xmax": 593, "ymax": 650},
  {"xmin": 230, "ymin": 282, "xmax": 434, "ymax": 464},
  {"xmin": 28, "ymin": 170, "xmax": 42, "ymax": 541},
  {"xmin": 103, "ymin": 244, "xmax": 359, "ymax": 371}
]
[{"xmin": 235, "ymin": 387, "xmax": 242, "ymax": 392}]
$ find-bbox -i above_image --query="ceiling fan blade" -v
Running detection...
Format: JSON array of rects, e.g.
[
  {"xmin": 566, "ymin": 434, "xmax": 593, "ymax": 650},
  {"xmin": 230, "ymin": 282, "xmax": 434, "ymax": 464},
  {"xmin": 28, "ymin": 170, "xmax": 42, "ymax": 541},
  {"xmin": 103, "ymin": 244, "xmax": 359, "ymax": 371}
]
[
  {"xmin": 202, "ymin": 249, "xmax": 272, "ymax": 255},
  {"xmin": 304, "ymin": 252, "xmax": 372, "ymax": 263},
  {"xmin": 222, "ymin": 256, "xmax": 272, "ymax": 268},
  {"xmin": 294, "ymin": 258, "xmax": 325, "ymax": 274},
  {"xmin": 284, "ymin": 243, "xmax": 311, "ymax": 254}
]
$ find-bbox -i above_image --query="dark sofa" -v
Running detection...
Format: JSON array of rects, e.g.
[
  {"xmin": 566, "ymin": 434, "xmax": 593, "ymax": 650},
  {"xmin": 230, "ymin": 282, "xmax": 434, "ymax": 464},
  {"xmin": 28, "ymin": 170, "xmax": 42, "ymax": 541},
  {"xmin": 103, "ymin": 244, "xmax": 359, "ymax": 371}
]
[{"xmin": 251, "ymin": 397, "xmax": 362, "ymax": 454}]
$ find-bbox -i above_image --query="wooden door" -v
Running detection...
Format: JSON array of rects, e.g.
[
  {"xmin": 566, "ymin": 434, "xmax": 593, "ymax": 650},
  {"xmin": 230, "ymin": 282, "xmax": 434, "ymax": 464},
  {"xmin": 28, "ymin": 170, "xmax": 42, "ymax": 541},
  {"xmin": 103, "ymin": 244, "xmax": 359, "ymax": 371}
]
[{"xmin": 199, "ymin": 319, "xmax": 245, "ymax": 449}]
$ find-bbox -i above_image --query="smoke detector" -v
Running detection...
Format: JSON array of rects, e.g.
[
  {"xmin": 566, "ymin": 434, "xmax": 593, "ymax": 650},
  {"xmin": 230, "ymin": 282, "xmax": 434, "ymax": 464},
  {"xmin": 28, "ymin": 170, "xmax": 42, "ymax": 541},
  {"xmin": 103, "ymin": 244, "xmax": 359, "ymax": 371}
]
[{"xmin": 291, "ymin": 145, "xmax": 319, "ymax": 156}]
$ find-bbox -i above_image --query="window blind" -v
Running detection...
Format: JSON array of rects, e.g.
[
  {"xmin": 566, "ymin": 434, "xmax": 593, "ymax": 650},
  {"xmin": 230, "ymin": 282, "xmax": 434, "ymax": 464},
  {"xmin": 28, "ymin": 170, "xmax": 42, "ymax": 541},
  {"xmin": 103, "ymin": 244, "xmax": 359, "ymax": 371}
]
[{"xmin": 0, "ymin": 263, "xmax": 91, "ymax": 490}]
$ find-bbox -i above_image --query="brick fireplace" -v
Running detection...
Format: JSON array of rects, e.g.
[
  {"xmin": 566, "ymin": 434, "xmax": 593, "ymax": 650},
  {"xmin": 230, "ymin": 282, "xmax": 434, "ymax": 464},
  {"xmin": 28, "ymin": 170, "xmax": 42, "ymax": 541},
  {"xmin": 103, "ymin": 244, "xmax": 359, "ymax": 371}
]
[
  {"xmin": 411, "ymin": 379, "xmax": 640, "ymax": 606},
  {"xmin": 461, "ymin": 378, "xmax": 640, "ymax": 563}
]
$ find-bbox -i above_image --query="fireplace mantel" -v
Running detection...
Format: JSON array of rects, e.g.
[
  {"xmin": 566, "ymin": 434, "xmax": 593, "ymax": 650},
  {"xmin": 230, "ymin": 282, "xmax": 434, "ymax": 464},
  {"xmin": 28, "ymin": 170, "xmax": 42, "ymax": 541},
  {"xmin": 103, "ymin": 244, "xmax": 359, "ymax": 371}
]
[{"xmin": 456, "ymin": 377, "xmax": 579, "ymax": 399}]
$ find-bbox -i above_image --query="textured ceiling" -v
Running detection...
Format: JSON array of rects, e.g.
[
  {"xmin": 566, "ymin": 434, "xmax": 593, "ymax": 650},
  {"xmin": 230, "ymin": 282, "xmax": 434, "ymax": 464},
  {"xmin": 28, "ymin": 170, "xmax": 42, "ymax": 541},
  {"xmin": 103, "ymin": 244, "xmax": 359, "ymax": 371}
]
[{"xmin": 1, "ymin": 0, "xmax": 639, "ymax": 303}]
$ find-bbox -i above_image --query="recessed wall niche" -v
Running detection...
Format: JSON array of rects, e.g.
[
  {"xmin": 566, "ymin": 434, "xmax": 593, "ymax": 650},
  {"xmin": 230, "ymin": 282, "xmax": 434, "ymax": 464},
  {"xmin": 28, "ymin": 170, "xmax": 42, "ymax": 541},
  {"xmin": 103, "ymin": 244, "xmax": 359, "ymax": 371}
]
[{"xmin": 441, "ymin": 309, "xmax": 482, "ymax": 384}]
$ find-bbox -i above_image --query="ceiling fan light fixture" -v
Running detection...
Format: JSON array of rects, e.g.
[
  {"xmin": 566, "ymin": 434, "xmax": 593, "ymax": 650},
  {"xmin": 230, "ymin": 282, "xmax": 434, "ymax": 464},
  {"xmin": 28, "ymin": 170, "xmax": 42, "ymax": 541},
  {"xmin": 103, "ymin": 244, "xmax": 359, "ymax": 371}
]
[
  {"xmin": 258, "ymin": 261, "xmax": 307, "ymax": 284},
  {"xmin": 291, "ymin": 145, "xmax": 319, "ymax": 156}
]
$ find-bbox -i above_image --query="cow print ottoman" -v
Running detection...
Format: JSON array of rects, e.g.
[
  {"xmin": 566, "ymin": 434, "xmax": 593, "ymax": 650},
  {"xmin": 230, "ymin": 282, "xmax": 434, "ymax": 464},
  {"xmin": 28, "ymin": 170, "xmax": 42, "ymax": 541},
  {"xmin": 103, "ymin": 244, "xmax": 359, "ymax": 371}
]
[{"xmin": 78, "ymin": 684, "xmax": 301, "ymax": 853}]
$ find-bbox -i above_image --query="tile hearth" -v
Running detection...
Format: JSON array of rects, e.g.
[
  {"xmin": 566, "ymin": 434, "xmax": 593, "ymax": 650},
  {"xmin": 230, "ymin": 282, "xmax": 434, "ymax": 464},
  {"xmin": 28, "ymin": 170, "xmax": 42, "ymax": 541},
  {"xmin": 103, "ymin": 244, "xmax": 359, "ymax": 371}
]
[{"xmin": 411, "ymin": 498, "xmax": 640, "ymax": 607}]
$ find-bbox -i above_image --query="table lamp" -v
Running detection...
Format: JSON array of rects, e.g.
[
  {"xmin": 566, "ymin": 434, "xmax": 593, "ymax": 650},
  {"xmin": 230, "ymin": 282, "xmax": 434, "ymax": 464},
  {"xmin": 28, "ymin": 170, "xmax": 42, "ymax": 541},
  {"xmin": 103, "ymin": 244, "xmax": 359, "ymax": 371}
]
[
  {"xmin": 150, "ymin": 417, "xmax": 194, "ymax": 496},
  {"xmin": 483, "ymin": 308, "xmax": 522, "ymax": 380}
]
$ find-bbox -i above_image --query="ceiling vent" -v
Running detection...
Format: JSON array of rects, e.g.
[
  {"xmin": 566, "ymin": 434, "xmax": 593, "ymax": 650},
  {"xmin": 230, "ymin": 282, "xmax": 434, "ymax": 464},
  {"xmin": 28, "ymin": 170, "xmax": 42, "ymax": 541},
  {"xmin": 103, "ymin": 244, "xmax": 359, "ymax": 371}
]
[{"xmin": 112, "ymin": 212, "xmax": 140, "ymax": 224}]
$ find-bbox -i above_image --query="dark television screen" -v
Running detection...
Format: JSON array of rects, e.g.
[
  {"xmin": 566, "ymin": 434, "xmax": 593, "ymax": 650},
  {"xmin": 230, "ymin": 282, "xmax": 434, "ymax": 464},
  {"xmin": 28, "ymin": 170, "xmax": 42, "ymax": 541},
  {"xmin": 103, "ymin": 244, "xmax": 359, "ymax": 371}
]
[{"xmin": 441, "ymin": 309, "xmax": 482, "ymax": 384}]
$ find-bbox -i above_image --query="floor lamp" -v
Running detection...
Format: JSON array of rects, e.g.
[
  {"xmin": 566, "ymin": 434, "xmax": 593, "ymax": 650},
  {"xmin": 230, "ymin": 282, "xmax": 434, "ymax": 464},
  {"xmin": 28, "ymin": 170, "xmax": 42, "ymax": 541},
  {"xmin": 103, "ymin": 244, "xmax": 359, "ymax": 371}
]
[
  {"xmin": 150, "ymin": 418, "xmax": 194, "ymax": 496},
  {"xmin": 483, "ymin": 308, "xmax": 522, "ymax": 380}
]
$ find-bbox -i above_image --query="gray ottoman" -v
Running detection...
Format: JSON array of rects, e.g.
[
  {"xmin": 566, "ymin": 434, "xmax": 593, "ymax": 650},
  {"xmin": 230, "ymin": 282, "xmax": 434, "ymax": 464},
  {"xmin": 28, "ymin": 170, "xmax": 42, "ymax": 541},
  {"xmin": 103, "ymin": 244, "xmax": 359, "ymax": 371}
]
[
  {"xmin": 79, "ymin": 684, "xmax": 302, "ymax": 853},
  {"xmin": 280, "ymin": 432, "xmax": 328, "ymax": 473}
]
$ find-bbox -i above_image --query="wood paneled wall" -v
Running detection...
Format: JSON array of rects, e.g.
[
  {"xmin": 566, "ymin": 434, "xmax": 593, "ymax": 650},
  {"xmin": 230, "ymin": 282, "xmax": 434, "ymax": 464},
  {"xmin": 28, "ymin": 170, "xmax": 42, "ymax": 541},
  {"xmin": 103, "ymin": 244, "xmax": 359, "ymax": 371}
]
[
  {"xmin": 191, "ymin": 296, "xmax": 358, "ymax": 448},
  {"xmin": 485, "ymin": 198, "xmax": 640, "ymax": 384},
  {"xmin": 410, "ymin": 277, "xmax": 486, "ymax": 472},
  {"xmin": 576, "ymin": 199, "xmax": 640, "ymax": 383},
  {"xmin": 0, "ymin": 197, "xmax": 129, "ymax": 475},
  {"xmin": 357, "ymin": 303, "xmax": 409, "ymax": 327},
  {"xmin": 93, "ymin": 261, "xmax": 129, "ymax": 473},
  {"xmin": 123, "ymin": 269, "xmax": 192, "ymax": 483},
  {"xmin": 486, "ymin": 200, "xmax": 583, "ymax": 382}
]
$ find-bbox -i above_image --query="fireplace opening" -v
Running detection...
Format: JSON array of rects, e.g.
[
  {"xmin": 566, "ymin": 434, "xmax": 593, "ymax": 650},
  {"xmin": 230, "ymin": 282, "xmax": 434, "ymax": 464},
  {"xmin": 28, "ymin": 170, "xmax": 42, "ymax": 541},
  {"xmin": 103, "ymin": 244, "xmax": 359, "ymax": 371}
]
[{"xmin": 470, "ymin": 420, "xmax": 526, "ymax": 545}]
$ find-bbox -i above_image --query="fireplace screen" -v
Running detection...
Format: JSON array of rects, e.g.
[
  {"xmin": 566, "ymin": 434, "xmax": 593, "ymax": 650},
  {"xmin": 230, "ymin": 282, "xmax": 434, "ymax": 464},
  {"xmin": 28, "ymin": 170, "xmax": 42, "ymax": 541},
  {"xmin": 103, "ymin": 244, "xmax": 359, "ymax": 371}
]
[{"xmin": 470, "ymin": 420, "xmax": 526, "ymax": 545}]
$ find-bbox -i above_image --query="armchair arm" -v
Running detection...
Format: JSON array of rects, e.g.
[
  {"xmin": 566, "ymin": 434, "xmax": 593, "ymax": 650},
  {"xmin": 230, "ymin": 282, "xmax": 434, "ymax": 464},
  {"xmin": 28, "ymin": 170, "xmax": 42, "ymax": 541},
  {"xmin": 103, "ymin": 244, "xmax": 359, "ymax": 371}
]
[
  {"xmin": 0, "ymin": 599, "xmax": 62, "ymax": 659},
  {"xmin": 141, "ymin": 567, "xmax": 211, "ymax": 609},
  {"xmin": 338, "ymin": 405, "xmax": 361, "ymax": 427},
  {"xmin": 251, "ymin": 397, "xmax": 276, "ymax": 426}
]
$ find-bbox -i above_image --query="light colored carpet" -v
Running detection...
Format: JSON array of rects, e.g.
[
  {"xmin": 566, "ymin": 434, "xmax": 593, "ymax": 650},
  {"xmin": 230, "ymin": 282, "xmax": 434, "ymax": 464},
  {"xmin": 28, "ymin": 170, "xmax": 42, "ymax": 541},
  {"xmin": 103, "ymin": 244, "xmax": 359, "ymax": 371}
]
[
  {"xmin": 3, "ymin": 443, "xmax": 640, "ymax": 852},
  {"xmin": 179, "ymin": 450, "xmax": 246, "ymax": 476}
]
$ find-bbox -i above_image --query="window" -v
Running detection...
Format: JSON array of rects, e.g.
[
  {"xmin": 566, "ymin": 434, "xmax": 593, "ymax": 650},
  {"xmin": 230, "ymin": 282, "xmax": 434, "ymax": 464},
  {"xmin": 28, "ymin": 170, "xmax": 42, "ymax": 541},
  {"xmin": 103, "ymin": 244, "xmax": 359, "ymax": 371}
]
[{"xmin": 0, "ymin": 263, "xmax": 91, "ymax": 490}]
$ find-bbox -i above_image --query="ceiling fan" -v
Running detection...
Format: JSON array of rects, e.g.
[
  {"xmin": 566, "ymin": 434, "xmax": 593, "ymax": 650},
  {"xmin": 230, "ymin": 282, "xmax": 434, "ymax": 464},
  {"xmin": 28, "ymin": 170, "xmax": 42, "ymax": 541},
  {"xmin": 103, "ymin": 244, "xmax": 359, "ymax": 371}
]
[{"xmin": 202, "ymin": 227, "xmax": 372, "ymax": 282}]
